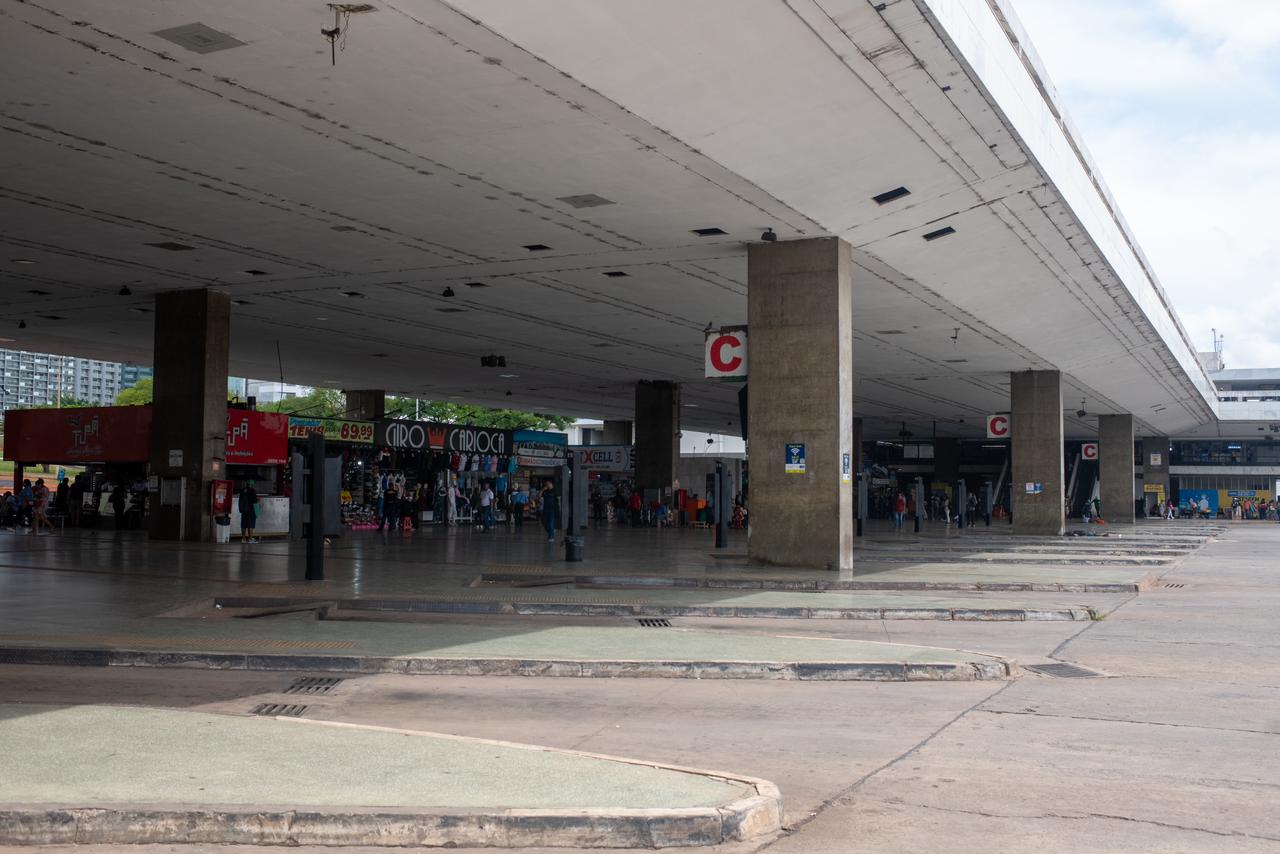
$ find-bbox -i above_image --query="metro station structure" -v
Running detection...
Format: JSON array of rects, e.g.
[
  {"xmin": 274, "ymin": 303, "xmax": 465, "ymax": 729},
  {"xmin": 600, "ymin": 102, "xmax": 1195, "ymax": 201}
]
[{"xmin": 0, "ymin": 0, "xmax": 1233, "ymax": 569}]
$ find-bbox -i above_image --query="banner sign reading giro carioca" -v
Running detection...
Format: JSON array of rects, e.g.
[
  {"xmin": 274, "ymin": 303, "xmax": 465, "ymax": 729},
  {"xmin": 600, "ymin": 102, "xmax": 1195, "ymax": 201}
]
[
  {"xmin": 705, "ymin": 326, "xmax": 748, "ymax": 381},
  {"xmin": 288, "ymin": 416, "xmax": 375, "ymax": 445},
  {"xmin": 375, "ymin": 420, "xmax": 511, "ymax": 454}
]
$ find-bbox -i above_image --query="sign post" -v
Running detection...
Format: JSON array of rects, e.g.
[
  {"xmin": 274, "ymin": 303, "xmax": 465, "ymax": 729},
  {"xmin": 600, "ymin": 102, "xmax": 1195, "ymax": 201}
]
[
  {"xmin": 704, "ymin": 326, "xmax": 748, "ymax": 381},
  {"xmin": 956, "ymin": 478, "xmax": 967, "ymax": 530},
  {"xmin": 983, "ymin": 480, "xmax": 993, "ymax": 526},
  {"xmin": 913, "ymin": 476, "xmax": 924, "ymax": 534}
]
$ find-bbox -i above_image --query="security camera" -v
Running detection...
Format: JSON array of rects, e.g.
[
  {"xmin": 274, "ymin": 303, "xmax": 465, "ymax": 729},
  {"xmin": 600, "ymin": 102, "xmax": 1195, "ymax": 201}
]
[
  {"xmin": 1076, "ymin": 409, "xmax": 1087, "ymax": 418},
  {"xmin": 761, "ymin": 228, "xmax": 778, "ymax": 242}
]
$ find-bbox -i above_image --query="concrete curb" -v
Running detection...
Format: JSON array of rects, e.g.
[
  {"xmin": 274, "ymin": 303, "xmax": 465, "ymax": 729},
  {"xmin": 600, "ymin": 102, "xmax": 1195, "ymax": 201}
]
[
  {"xmin": 212, "ymin": 595, "xmax": 1096, "ymax": 622},
  {"xmin": 0, "ymin": 718, "xmax": 784, "ymax": 848},
  {"xmin": 473, "ymin": 573, "xmax": 1151, "ymax": 594},
  {"xmin": 0, "ymin": 646, "xmax": 1014, "ymax": 681}
]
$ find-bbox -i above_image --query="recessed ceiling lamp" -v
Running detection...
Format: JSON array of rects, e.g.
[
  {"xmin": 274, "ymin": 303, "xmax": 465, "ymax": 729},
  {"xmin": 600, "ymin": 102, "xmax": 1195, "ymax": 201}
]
[
  {"xmin": 691, "ymin": 227, "xmax": 727, "ymax": 237},
  {"xmin": 523, "ymin": 243, "xmax": 551, "ymax": 252},
  {"xmin": 602, "ymin": 271, "xmax": 629, "ymax": 278},
  {"xmin": 145, "ymin": 241, "xmax": 195, "ymax": 251},
  {"xmin": 341, "ymin": 290, "xmax": 364, "ymax": 298},
  {"xmin": 118, "ymin": 285, "xmax": 132, "ymax": 296},
  {"xmin": 922, "ymin": 226, "xmax": 956, "ymax": 241},
  {"xmin": 464, "ymin": 282, "xmax": 488, "ymax": 288},
  {"xmin": 499, "ymin": 373, "xmax": 519, "ymax": 379},
  {"xmin": 11, "ymin": 259, "xmax": 35, "ymax": 265},
  {"xmin": 872, "ymin": 186, "xmax": 911, "ymax": 204}
]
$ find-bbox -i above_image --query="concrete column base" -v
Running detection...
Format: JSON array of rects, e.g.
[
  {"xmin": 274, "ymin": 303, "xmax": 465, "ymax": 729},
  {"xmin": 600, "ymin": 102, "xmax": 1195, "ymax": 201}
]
[
  {"xmin": 634, "ymin": 382, "xmax": 678, "ymax": 497},
  {"xmin": 1099, "ymin": 414, "xmax": 1135, "ymax": 523}
]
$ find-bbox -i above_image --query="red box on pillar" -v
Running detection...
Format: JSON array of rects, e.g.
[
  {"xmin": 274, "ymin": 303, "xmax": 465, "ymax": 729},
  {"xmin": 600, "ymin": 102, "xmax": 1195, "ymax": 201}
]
[{"xmin": 210, "ymin": 479, "xmax": 233, "ymax": 516}]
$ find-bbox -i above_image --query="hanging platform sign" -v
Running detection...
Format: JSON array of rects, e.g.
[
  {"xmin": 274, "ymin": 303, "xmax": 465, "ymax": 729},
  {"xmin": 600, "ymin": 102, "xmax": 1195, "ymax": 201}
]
[
  {"xmin": 705, "ymin": 326, "xmax": 748, "ymax": 381},
  {"xmin": 986, "ymin": 413, "xmax": 1010, "ymax": 439}
]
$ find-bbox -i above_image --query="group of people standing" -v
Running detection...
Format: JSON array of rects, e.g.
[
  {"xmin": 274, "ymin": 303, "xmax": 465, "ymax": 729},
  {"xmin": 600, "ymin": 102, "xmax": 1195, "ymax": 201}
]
[
  {"xmin": 375, "ymin": 475, "xmax": 562, "ymax": 542},
  {"xmin": 2, "ymin": 472, "xmax": 126, "ymax": 534}
]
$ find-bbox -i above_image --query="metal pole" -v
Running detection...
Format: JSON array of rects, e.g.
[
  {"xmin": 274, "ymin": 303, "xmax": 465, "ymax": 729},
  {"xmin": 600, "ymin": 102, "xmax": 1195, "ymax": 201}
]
[
  {"xmin": 984, "ymin": 480, "xmax": 993, "ymax": 526},
  {"xmin": 957, "ymin": 478, "xmax": 967, "ymax": 530},
  {"xmin": 856, "ymin": 472, "xmax": 866, "ymax": 537},
  {"xmin": 305, "ymin": 431, "xmax": 325, "ymax": 581},
  {"xmin": 714, "ymin": 461, "xmax": 728, "ymax": 549},
  {"xmin": 913, "ymin": 476, "xmax": 923, "ymax": 533}
]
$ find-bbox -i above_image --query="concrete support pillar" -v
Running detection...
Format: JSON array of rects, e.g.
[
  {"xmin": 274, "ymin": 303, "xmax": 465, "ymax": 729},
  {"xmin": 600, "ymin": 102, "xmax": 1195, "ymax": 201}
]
[
  {"xmin": 150, "ymin": 289, "xmax": 230, "ymax": 542},
  {"xmin": 602, "ymin": 419, "xmax": 634, "ymax": 445},
  {"xmin": 634, "ymin": 382, "xmax": 679, "ymax": 497},
  {"xmin": 1010, "ymin": 370, "xmax": 1064, "ymax": 536},
  {"xmin": 934, "ymin": 438, "xmax": 960, "ymax": 485},
  {"xmin": 1098, "ymin": 414, "xmax": 1135, "ymax": 523},
  {"xmin": 1142, "ymin": 436, "xmax": 1171, "ymax": 513},
  {"xmin": 746, "ymin": 237, "xmax": 853, "ymax": 570},
  {"xmin": 851, "ymin": 417, "xmax": 863, "ymax": 475},
  {"xmin": 345, "ymin": 389, "xmax": 385, "ymax": 421}
]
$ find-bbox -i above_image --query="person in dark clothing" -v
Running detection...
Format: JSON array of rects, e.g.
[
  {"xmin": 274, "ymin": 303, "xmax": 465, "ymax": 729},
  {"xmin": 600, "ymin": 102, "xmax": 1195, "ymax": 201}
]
[
  {"xmin": 110, "ymin": 483, "xmax": 128, "ymax": 531},
  {"xmin": 55, "ymin": 478, "xmax": 69, "ymax": 515},
  {"xmin": 68, "ymin": 475, "xmax": 85, "ymax": 528},
  {"xmin": 238, "ymin": 480, "xmax": 259, "ymax": 543},
  {"xmin": 379, "ymin": 487, "xmax": 400, "ymax": 532},
  {"xmin": 540, "ymin": 479, "xmax": 558, "ymax": 542}
]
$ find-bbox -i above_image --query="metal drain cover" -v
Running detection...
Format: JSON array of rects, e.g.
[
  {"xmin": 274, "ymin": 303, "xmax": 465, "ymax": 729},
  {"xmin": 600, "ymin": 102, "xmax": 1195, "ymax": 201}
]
[
  {"xmin": 1161, "ymin": 582, "xmax": 1186, "ymax": 589},
  {"xmin": 251, "ymin": 703, "xmax": 310, "ymax": 717},
  {"xmin": 1025, "ymin": 663, "xmax": 1104, "ymax": 679},
  {"xmin": 283, "ymin": 676, "xmax": 344, "ymax": 695},
  {"xmin": 636, "ymin": 618, "xmax": 671, "ymax": 628}
]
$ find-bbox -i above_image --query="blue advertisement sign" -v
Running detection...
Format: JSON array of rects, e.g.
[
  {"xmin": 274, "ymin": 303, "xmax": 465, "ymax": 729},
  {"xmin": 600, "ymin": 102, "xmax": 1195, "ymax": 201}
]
[
  {"xmin": 1181, "ymin": 491, "xmax": 1219, "ymax": 515},
  {"xmin": 785, "ymin": 443, "xmax": 806, "ymax": 474}
]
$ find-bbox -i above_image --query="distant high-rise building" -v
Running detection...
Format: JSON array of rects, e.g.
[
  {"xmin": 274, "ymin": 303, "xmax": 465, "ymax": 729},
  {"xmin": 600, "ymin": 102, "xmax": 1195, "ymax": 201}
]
[
  {"xmin": 119, "ymin": 363, "xmax": 154, "ymax": 390},
  {"xmin": 0, "ymin": 349, "xmax": 126, "ymax": 411}
]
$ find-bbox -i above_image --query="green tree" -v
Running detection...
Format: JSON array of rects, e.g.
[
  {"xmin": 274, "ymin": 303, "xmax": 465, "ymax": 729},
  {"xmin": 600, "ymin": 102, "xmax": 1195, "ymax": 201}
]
[
  {"xmin": 114, "ymin": 378, "xmax": 152, "ymax": 406},
  {"xmin": 31, "ymin": 395, "xmax": 95, "ymax": 409},
  {"xmin": 384, "ymin": 396, "xmax": 571, "ymax": 431},
  {"xmin": 258, "ymin": 388, "xmax": 346, "ymax": 419}
]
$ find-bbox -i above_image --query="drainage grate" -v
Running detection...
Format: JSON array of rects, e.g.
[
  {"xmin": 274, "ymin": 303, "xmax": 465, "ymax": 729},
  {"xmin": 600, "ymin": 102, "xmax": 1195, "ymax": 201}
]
[
  {"xmin": 636, "ymin": 618, "xmax": 671, "ymax": 628},
  {"xmin": 250, "ymin": 703, "xmax": 309, "ymax": 717},
  {"xmin": 1025, "ymin": 663, "xmax": 1103, "ymax": 679},
  {"xmin": 1161, "ymin": 583, "xmax": 1186, "ymax": 589},
  {"xmin": 283, "ymin": 677, "xmax": 344, "ymax": 695}
]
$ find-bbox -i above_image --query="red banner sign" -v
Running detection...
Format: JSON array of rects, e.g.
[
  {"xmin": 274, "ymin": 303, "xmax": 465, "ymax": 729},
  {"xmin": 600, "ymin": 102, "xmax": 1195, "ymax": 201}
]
[
  {"xmin": 226, "ymin": 411, "xmax": 289, "ymax": 466},
  {"xmin": 2, "ymin": 406, "xmax": 152, "ymax": 463}
]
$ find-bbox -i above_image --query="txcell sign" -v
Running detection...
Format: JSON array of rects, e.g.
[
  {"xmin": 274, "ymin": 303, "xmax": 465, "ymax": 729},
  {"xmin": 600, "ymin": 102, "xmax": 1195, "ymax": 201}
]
[
  {"xmin": 705, "ymin": 326, "xmax": 748, "ymax": 381},
  {"xmin": 986, "ymin": 414, "xmax": 1010, "ymax": 439}
]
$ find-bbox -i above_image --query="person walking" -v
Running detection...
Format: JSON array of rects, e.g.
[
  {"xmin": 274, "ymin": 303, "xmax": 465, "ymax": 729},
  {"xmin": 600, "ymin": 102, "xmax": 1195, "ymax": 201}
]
[
  {"xmin": 33, "ymin": 479, "xmax": 55, "ymax": 535},
  {"xmin": 480, "ymin": 481, "xmax": 495, "ymax": 532},
  {"xmin": 540, "ymin": 478, "xmax": 559, "ymax": 542},
  {"xmin": 892, "ymin": 491, "xmax": 906, "ymax": 530},
  {"xmin": 17, "ymin": 479, "xmax": 34, "ymax": 532},
  {"xmin": 513, "ymin": 485, "xmax": 528, "ymax": 527},
  {"xmin": 379, "ymin": 485, "xmax": 400, "ymax": 532},
  {"xmin": 68, "ymin": 474, "xmax": 85, "ymax": 528},
  {"xmin": 238, "ymin": 479, "xmax": 259, "ymax": 543},
  {"xmin": 966, "ymin": 492, "xmax": 978, "ymax": 526}
]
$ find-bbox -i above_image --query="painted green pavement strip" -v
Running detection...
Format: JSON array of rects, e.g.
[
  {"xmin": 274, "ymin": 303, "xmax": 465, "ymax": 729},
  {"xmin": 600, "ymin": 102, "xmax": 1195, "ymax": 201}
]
[{"xmin": 0, "ymin": 705, "xmax": 750, "ymax": 809}]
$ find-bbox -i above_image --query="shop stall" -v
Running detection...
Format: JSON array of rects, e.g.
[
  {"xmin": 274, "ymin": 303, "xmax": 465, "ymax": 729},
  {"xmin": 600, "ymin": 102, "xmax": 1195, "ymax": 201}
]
[
  {"xmin": 2, "ymin": 406, "xmax": 153, "ymax": 528},
  {"xmin": 222, "ymin": 408, "xmax": 290, "ymax": 537}
]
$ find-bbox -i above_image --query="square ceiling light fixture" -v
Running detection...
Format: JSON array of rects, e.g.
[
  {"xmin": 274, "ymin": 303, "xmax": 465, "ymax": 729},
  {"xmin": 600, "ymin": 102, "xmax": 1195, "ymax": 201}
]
[
  {"xmin": 556, "ymin": 194, "xmax": 615, "ymax": 209},
  {"xmin": 146, "ymin": 241, "xmax": 196, "ymax": 251},
  {"xmin": 922, "ymin": 225, "xmax": 956, "ymax": 241},
  {"xmin": 153, "ymin": 23, "xmax": 246, "ymax": 54},
  {"xmin": 691, "ymin": 227, "xmax": 727, "ymax": 236},
  {"xmin": 872, "ymin": 186, "xmax": 911, "ymax": 204}
]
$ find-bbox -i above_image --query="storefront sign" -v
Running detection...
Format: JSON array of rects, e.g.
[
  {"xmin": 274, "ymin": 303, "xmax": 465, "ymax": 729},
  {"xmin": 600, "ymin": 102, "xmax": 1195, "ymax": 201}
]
[
  {"xmin": 1143, "ymin": 484, "xmax": 1165, "ymax": 493},
  {"xmin": 375, "ymin": 419, "xmax": 510, "ymax": 454},
  {"xmin": 514, "ymin": 429, "xmax": 567, "ymax": 468},
  {"xmin": 986, "ymin": 414, "xmax": 1010, "ymax": 439},
  {"xmin": 1149, "ymin": 452, "xmax": 1163, "ymax": 467},
  {"xmin": 1081, "ymin": 442, "xmax": 1098, "ymax": 461},
  {"xmin": 226, "ymin": 411, "xmax": 288, "ymax": 465},
  {"xmin": 705, "ymin": 326, "xmax": 748, "ymax": 381},
  {"xmin": 785, "ymin": 443, "xmax": 806, "ymax": 474},
  {"xmin": 575, "ymin": 445, "xmax": 635, "ymax": 472},
  {"xmin": 287, "ymin": 417, "xmax": 374, "ymax": 445},
  {"xmin": 2, "ymin": 406, "xmax": 152, "ymax": 463}
]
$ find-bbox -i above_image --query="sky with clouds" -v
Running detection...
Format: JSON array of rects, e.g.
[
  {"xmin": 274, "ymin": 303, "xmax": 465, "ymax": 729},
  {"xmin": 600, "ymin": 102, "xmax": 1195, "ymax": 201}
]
[{"xmin": 1010, "ymin": 0, "xmax": 1280, "ymax": 370}]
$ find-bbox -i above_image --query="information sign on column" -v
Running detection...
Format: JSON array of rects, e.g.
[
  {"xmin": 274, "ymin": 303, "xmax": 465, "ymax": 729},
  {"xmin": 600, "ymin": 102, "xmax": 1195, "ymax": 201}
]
[{"xmin": 785, "ymin": 443, "xmax": 806, "ymax": 474}]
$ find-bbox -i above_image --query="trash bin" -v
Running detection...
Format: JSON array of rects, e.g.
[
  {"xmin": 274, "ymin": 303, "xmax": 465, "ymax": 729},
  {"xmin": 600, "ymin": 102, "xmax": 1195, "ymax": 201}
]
[
  {"xmin": 565, "ymin": 536, "xmax": 584, "ymax": 562},
  {"xmin": 214, "ymin": 515, "xmax": 231, "ymax": 544}
]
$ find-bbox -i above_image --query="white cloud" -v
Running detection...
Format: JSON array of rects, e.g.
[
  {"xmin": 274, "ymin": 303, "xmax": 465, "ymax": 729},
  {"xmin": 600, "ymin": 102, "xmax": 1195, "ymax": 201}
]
[{"xmin": 1012, "ymin": 0, "xmax": 1280, "ymax": 369}]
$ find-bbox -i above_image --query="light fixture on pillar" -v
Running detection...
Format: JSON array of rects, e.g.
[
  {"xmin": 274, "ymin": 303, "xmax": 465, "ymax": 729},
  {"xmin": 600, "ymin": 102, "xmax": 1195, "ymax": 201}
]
[
  {"xmin": 118, "ymin": 285, "xmax": 133, "ymax": 296},
  {"xmin": 760, "ymin": 228, "xmax": 778, "ymax": 242}
]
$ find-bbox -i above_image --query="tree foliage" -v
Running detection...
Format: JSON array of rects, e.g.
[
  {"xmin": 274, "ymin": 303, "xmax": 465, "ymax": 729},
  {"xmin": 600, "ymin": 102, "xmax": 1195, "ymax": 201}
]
[
  {"xmin": 257, "ymin": 388, "xmax": 347, "ymax": 418},
  {"xmin": 384, "ymin": 396, "xmax": 572, "ymax": 431},
  {"xmin": 30, "ymin": 395, "xmax": 96, "ymax": 409},
  {"xmin": 114, "ymin": 378, "xmax": 153, "ymax": 406}
]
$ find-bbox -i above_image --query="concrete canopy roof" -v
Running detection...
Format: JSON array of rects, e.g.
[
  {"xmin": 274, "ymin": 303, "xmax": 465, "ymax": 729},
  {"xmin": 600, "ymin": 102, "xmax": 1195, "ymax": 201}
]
[{"xmin": 0, "ymin": 0, "xmax": 1216, "ymax": 439}]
